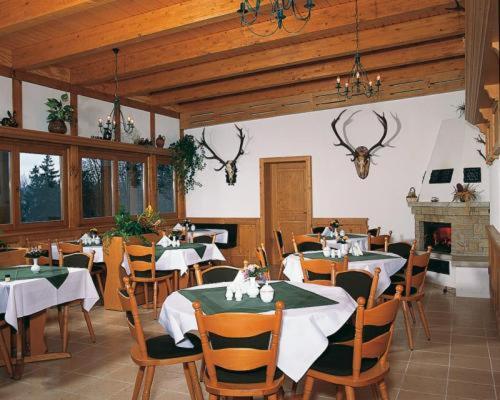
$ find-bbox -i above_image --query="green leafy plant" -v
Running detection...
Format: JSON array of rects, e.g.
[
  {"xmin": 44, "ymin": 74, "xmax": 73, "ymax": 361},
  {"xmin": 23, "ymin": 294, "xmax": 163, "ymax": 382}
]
[
  {"xmin": 169, "ymin": 135, "xmax": 205, "ymax": 193},
  {"xmin": 45, "ymin": 93, "xmax": 73, "ymax": 123}
]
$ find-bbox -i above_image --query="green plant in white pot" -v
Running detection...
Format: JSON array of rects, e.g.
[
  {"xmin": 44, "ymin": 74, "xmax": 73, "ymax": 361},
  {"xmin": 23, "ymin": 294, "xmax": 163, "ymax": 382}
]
[{"xmin": 46, "ymin": 93, "xmax": 73, "ymax": 134}]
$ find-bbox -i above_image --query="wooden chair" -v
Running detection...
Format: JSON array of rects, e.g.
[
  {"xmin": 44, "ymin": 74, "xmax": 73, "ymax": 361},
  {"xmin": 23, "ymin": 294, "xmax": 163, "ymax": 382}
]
[
  {"xmin": 57, "ymin": 241, "xmax": 83, "ymax": 257},
  {"xmin": 193, "ymin": 264, "xmax": 240, "ymax": 285},
  {"xmin": 124, "ymin": 242, "xmax": 173, "ymax": 319},
  {"xmin": 256, "ymin": 244, "xmax": 272, "ymax": 280},
  {"xmin": 300, "ymin": 255, "xmax": 348, "ymax": 286},
  {"xmin": 302, "ymin": 286, "xmax": 404, "ymax": 400},
  {"xmin": 312, "ymin": 226, "xmax": 326, "ymax": 234},
  {"xmin": 388, "ymin": 240, "xmax": 417, "ymax": 284},
  {"xmin": 119, "ymin": 277, "xmax": 204, "ymax": 400},
  {"xmin": 273, "ymin": 229, "xmax": 291, "ymax": 280},
  {"xmin": 0, "ymin": 316, "xmax": 13, "ymax": 377},
  {"xmin": 367, "ymin": 231, "xmax": 392, "ymax": 251},
  {"xmin": 328, "ymin": 268, "xmax": 381, "ymax": 344},
  {"xmin": 293, "ymin": 233, "xmax": 322, "ymax": 253},
  {"xmin": 193, "ymin": 234, "xmax": 216, "ymax": 244},
  {"xmin": 367, "ymin": 227, "xmax": 381, "ymax": 237},
  {"xmin": 193, "ymin": 299, "xmax": 285, "ymax": 400},
  {"xmin": 381, "ymin": 248, "xmax": 432, "ymax": 350},
  {"xmin": 0, "ymin": 248, "xmax": 27, "ymax": 267},
  {"xmin": 59, "ymin": 251, "xmax": 97, "ymax": 345}
]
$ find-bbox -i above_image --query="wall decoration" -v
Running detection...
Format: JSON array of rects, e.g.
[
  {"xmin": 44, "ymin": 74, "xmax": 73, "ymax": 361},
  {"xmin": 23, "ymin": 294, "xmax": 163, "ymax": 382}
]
[
  {"xmin": 45, "ymin": 93, "xmax": 73, "ymax": 134},
  {"xmin": 406, "ymin": 187, "xmax": 418, "ymax": 203},
  {"xmin": 452, "ymin": 183, "xmax": 478, "ymax": 202},
  {"xmin": 330, "ymin": 109, "xmax": 398, "ymax": 179},
  {"xmin": 463, "ymin": 167, "xmax": 481, "ymax": 183},
  {"xmin": 169, "ymin": 135, "xmax": 206, "ymax": 193},
  {"xmin": 0, "ymin": 111, "xmax": 18, "ymax": 127},
  {"xmin": 199, "ymin": 125, "xmax": 246, "ymax": 186},
  {"xmin": 155, "ymin": 135, "xmax": 165, "ymax": 148},
  {"xmin": 429, "ymin": 169, "xmax": 454, "ymax": 184}
]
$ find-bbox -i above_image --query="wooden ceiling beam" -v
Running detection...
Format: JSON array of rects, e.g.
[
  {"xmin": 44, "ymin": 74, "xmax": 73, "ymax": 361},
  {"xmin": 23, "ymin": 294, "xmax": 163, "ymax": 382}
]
[
  {"xmin": 70, "ymin": 0, "xmax": 456, "ymax": 85},
  {"xmin": 101, "ymin": 12, "xmax": 464, "ymax": 97},
  {"xmin": 150, "ymin": 38, "xmax": 464, "ymax": 105},
  {"xmin": 12, "ymin": 0, "xmax": 241, "ymax": 69},
  {"xmin": 179, "ymin": 58, "xmax": 464, "ymax": 115},
  {"xmin": 0, "ymin": 0, "xmax": 114, "ymax": 37}
]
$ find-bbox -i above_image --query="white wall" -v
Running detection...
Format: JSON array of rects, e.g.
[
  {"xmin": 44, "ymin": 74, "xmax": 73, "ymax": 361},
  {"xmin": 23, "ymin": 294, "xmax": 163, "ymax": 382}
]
[
  {"xmin": 0, "ymin": 76, "xmax": 12, "ymax": 118},
  {"xmin": 186, "ymin": 91, "xmax": 466, "ymax": 241},
  {"xmin": 78, "ymin": 95, "xmax": 113, "ymax": 138},
  {"xmin": 156, "ymin": 114, "xmax": 181, "ymax": 147},
  {"xmin": 490, "ymin": 162, "xmax": 500, "ymax": 229}
]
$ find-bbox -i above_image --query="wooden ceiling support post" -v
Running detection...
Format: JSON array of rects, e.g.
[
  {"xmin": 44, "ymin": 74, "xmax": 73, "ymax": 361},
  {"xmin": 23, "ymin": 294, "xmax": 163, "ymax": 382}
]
[
  {"xmin": 12, "ymin": 78, "xmax": 22, "ymax": 129},
  {"xmin": 67, "ymin": 145, "xmax": 80, "ymax": 229},
  {"xmin": 70, "ymin": 92, "xmax": 78, "ymax": 136}
]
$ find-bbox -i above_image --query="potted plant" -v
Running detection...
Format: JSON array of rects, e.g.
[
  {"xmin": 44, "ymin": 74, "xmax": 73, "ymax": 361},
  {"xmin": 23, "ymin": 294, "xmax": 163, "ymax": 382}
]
[
  {"xmin": 45, "ymin": 93, "xmax": 73, "ymax": 134},
  {"xmin": 452, "ymin": 183, "xmax": 478, "ymax": 202},
  {"xmin": 156, "ymin": 134, "xmax": 166, "ymax": 148},
  {"xmin": 169, "ymin": 135, "xmax": 206, "ymax": 192},
  {"xmin": 133, "ymin": 138, "xmax": 154, "ymax": 147},
  {"xmin": 0, "ymin": 110, "xmax": 18, "ymax": 127}
]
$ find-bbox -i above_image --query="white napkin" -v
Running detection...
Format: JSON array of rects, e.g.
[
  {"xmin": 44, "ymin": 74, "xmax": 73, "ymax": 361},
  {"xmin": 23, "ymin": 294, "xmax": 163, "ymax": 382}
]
[
  {"xmin": 321, "ymin": 227, "xmax": 333, "ymax": 237},
  {"xmin": 352, "ymin": 242, "xmax": 363, "ymax": 256},
  {"xmin": 157, "ymin": 235, "xmax": 171, "ymax": 248},
  {"xmin": 173, "ymin": 223, "xmax": 183, "ymax": 230}
]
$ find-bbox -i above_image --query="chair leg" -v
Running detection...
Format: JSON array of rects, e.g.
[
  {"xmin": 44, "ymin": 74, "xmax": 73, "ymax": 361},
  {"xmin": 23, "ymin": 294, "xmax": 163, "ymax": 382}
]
[
  {"xmin": 336, "ymin": 385, "xmax": 345, "ymax": 400},
  {"xmin": 401, "ymin": 301, "xmax": 414, "ymax": 350},
  {"xmin": 81, "ymin": 305, "xmax": 96, "ymax": 343},
  {"xmin": 199, "ymin": 359, "xmax": 205, "ymax": 382},
  {"xmin": 371, "ymin": 384, "xmax": 379, "ymax": 400},
  {"xmin": 153, "ymin": 281, "xmax": 158, "ymax": 320},
  {"xmin": 187, "ymin": 361, "xmax": 204, "ymax": 400},
  {"xmin": 96, "ymin": 273, "xmax": 105, "ymax": 299},
  {"xmin": 183, "ymin": 362, "xmax": 197, "ymax": 400},
  {"xmin": 62, "ymin": 305, "xmax": 70, "ymax": 352},
  {"xmin": 302, "ymin": 375, "xmax": 315, "ymax": 400},
  {"xmin": 291, "ymin": 380, "xmax": 298, "ymax": 393},
  {"xmin": 0, "ymin": 326, "xmax": 13, "ymax": 377},
  {"xmin": 57, "ymin": 305, "xmax": 64, "ymax": 339},
  {"xmin": 141, "ymin": 366, "xmax": 155, "ymax": 400},
  {"xmin": 407, "ymin": 302, "xmax": 416, "ymax": 324},
  {"xmin": 208, "ymin": 395, "xmax": 217, "ymax": 400},
  {"xmin": 345, "ymin": 386, "xmax": 356, "ymax": 400},
  {"xmin": 417, "ymin": 300, "xmax": 431, "ymax": 340},
  {"xmin": 132, "ymin": 366, "xmax": 145, "ymax": 400},
  {"xmin": 377, "ymin": 380, "xmax": 389, "ymax": 400},
  {"xmin": 144, "ymin": 282, "xmax": 149, "ymax": 307}
]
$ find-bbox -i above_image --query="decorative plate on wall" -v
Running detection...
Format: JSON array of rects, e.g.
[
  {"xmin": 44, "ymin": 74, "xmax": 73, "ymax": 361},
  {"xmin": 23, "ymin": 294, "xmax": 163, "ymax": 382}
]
[{"xmin": 429, "ymin": 169, "xmax": 454, "ymax": 184}]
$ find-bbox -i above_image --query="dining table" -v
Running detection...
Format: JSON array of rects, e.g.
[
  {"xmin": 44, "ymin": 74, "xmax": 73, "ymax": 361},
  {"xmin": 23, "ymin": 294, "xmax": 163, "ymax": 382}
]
[
  {"xmin": 193, "ymin": 228, "xmax": 229, "ymax": 244},
  {"xmin": 51, "ymin": 243, "xmax": 104, "ymax": 263},
  {"xmin": 158, "ymin": 281, "xmax": 357, "ymax": 382},
  {"xmin": 309, "ymin": 233, "xmax": 369, "ymax": 251},
  {"xmin": 283, "ymin": 250, "xmax": 406, "ymax": 296}
]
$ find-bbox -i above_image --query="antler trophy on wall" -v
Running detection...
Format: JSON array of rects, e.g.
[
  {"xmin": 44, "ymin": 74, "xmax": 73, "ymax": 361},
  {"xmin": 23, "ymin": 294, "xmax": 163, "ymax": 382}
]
[
  {"xmin": 331, "ymin": 109, "xmax": 397, "ymax": 179},
  {"xmin": 198, "ymin": 125, "xmax": 246, "ymax": 185}
]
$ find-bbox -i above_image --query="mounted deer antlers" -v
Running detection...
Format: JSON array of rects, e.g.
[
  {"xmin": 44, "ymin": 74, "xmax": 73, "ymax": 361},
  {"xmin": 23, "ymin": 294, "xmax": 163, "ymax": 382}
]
[
  {"xmin": 331, "ymin": 109, "xmax": 393, "ymax": 179},
  {"xmin": 198, "ymin": 125, "xmax": 246, "ymax": 185}
]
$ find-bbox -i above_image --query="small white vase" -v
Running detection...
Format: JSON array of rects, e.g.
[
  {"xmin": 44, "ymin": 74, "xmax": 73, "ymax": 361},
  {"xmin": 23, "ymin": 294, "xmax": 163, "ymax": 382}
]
[
  {"xmin": 31, "ymin": 258, "xmax": 40, "ymax": 273},
  {"xmin": 260, "ymin": 282, "xmax": 274, "ymax": 303},
  {"xmin": 247, "ymin": 277, "xmax": 260, "ymax": 298}
]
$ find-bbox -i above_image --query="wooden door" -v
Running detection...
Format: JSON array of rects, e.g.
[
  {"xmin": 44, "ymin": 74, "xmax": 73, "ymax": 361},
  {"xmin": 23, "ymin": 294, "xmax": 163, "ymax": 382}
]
[{"xmin": 261, "ymin": 157, "xmax": 312, "ymax": 265}]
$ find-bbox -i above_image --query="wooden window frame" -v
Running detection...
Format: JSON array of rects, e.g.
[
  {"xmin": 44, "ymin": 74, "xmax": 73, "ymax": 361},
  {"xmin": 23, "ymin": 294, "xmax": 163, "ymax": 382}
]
[{"xmin": 0, "ymin": 143, "xmax": 15, "ymax": 231}]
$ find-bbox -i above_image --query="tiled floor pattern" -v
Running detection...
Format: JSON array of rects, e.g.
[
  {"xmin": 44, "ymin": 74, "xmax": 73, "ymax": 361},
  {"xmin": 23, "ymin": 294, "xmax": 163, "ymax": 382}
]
[{"xmin": 0, "ymin": 284, "xmax": 499, "ymax": 400}]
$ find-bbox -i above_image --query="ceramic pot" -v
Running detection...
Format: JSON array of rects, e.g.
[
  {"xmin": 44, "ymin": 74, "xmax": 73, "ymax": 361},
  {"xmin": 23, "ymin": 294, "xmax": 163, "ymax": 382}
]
[
  {"xmin": 341, "ymin": 243, "xmax": 349, "ymax": 256},
  {"xmin": 247, "ymin": 277, "xmax": 259, "ymax": 298},
  {"xmin": 31, "ymin": 258, "xmax": 40, "ymax": 273},
  {"xmin": 156, "ymin": 136, "xmax": 165, "ymax": 148},
  {"xmin": 260, "ymin": 283, "xmax": 274, "ymax": 303},
  {"xmin": 48, "ymin": 119, "xmax": 67, "ymax": 134}
]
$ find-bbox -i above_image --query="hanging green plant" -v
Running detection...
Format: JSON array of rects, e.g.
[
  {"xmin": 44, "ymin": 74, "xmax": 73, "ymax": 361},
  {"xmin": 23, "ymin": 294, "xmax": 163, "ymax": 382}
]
[{"xmin": 169, "ymin": 135, "xmax": 205, "ymax": 192}]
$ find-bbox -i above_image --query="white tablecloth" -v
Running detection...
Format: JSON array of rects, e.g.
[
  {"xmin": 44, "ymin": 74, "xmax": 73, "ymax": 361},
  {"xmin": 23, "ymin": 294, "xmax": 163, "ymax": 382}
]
[
  {"xmin": 158, "ymin": 281, "xmax": 357, "ymax": 382},
  {"xmin": 0, "ymin": 267, "xmax": 100, "ymax": 329},
  {"xmin": 122, "ymin": 243, "xmax": 226, "ymax": 276},
  {"xmin": 51, "ymin": 244, "xmax": 104, "ymax": 263},
  {"xmin": 283, "ymin": 251, "xmax": 405, "ymax": 296},
  {"xmin": 193, "ymin": 229, "xmax": 229, "ymax": 244},
  {"xmin": 326, "ymin": 235, "xmax": 368, "ymax": 251}
]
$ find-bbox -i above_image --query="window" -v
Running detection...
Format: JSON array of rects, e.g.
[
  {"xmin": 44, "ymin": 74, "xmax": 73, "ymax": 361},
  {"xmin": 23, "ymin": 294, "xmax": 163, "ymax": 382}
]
[
  {"xmin": 157, "ymin": 163, "xmax": 175, "ymax": 214},
  {"xmin": 81, "ymin": 158, "xmax": 113, "ymax": 218},
  {"xmin": 118, "ymin": 160, "xmax": 144, "ymax": 215},
  {"xmin": 20, "ymin": 153, "xmax": 62, "ymax": 223},
  {"xmin": 0, "ymin": 151, "xmax": 10, "ymax": 224}
]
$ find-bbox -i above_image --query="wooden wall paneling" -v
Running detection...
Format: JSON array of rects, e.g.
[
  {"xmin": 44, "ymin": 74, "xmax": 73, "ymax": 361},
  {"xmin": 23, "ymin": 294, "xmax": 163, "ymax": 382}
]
[
  {"xmin": 176, "ymin": 129, "xmax": 186, "ymax": 219},
  {"xmin": 12, "ymin": 78, "xmax": 22, "ymax": 129},
  {"xmin": 150, "ymin": 112, "xmax": 155, "ymax": 141}
]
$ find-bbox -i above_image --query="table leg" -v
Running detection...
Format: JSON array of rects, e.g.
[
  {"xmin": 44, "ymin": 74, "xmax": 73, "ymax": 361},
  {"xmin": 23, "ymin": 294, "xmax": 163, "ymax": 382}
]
[{"xmin": 29, "ymin": 310, "xmax": 48, "ymax": 355}]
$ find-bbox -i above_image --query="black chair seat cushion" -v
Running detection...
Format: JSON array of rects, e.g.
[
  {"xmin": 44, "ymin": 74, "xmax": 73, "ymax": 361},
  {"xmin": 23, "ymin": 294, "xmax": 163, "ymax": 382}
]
[
  {"xmin": 92, "ymin": 263, "xmax": 106, "ymax": 273},
  {"xmin": 215, "ymin": 365, "xmax": 283, "ymax": 384},
  {"xmin": 202, "ymin": 268, "xmax": 240, "ymax": 284},
  {"xmin": 383, "ymin": 283, "xmax": 417, "ymax": 296},
  {"xmin": 63, "ymin": 253, "xmax": 90, "ymax": 269},
  {"xmin": 146, "ymin": 333, "xmax": 202, "ymax": 359},
  {"xmin": 390, "ymin": 265, "xmax": 425, "ymax": 283},
  {"xmin": 297, "ymin": 242, "xmax": 323, "ymax": 252},
  {"xmin": 387, "ymin": 243, "xmax": 412, "ymax": 259},
  {"xmin": 335, "ymin": 271, "xmax": 373, "ymax": 303},
  {"xmin": 0, "ymin": 313, "xmax": 4, "ymax": 321},
  {"xmin": 328, "ymin": 320, "xmax": 392, "ymax": 343},
  {"xmin": 135, "ymin": 270, "xmax": 172, "ymax": 278},
  {"xmin": 283, "ymin": 252, "xmax": 292, "ymax": 258},
  {"xmin": 311, "ymin": 344, "xmax": 378, "ymax": 376}
]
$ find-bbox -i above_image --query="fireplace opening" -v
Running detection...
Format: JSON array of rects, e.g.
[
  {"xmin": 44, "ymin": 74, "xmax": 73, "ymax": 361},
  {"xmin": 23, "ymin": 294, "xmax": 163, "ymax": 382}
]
[{"xmin": 424, "ymin": 222, "xmax": 451, "ymax": 254}]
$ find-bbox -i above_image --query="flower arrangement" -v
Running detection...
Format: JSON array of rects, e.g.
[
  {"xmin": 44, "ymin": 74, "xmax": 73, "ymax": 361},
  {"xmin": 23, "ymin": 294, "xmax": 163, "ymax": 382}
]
[
  {"xmin": 330, "ymin": 219, "xmax": 341, "ymax": 229},
  {"xmin": 137, "ymin": 205, "xmax": 162, "ymax": 232},
  {"xmin": 243, "ymin": 263, "xmax": 268, "ymax": 280},
  {"xmin": 336, "ymin": 235, "xmax": 349, "ymax": 244},
  {"xmin": 452, "ymin": 183, "xmax": 478, "ymax": 203},
  {"xmin": 25, "ymin": 246, "xmax": 46, "ymax": 259}
]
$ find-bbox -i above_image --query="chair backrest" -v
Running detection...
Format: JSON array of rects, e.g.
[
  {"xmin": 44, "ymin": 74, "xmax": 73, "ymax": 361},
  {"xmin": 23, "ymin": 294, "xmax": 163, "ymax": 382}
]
[
  {"xmin": 194, "ymin": 264, "xmax": 240, "ymax": 285},
  {"xmin": 117, "ymin": 277, "xmax": 148, "ymax": 357},
  {"xmin": 273, "ymin": 229, "xmax": 285, "ymax": 257},
  {"xmin": 293, "ymin": 234, "xmax": 322, "ymax": 253},
  {"xmin": 124, "ymin": 242, "xmax": 157, "ymax": 279},
  {"xmin": 193, "ymin": 300, "xmax": 284, "ymax": 386},
  {"xmin": 386, "ymin": 240, "xmax": 416, "ymax": 258},
  {"xmin": 311, "ymin": 226, "xmax": 325, "ymax": 234},
  {"xmin": 404, "ymin": 247, "xmax": 432, "ymax": 295},
  {"xmin": 351, "ymin": 286, "xmax": 402, "ymax": 378},
  {"xmin": 333, "ymin": 267, "xmax": 381, "ymax": 309},
  {"xmin": 0, "ymin": 248, "xmax": 28, "ymax": 267},
  {"xmin": 367, "ymin": 227, "xmax": 381, "ymax": 237},
  {"xmin": 57, "ymin": 241, "xmax": 83, "ymax": 258},
  {"xmin": 368, "ymin": 231, "xmax": 392, "ymax": 251},
  {"xmin": 193, "ymin": 234, "xmax": 216, "ymax": 244},
  {"xmin": 61, "ymin": 251, "xmax": 94, "ymax": 271},
  {"xmin": 300, "ymin": 255, "xmax": 348, "ymax": 286}
]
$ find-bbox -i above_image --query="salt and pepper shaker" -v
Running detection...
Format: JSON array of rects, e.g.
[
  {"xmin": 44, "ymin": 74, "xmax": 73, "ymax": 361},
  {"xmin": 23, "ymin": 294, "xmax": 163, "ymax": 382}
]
[
  {"xmin": 234, "ymin": 288, "xmax": 243, "ymax": 301},
  {"xmin": 225, "ymin": 287, "xmax": 233, "ymax": 301}
]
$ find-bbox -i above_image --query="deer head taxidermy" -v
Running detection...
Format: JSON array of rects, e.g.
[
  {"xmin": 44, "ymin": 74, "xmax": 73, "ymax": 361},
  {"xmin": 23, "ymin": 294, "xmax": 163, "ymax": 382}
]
[
  {"xmin": 198, "ymin": 125, "xmax": 246, "ymax": 185},
  {"xmin": 331, "ymin": 109, "xmax": 398, "ymax": 179}
]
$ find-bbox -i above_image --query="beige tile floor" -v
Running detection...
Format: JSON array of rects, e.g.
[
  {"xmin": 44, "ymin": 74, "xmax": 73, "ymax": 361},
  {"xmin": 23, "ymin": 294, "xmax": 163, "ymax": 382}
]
[{"xmin": 0, "ymin": 284, "xmax": 498, "ymax": 400}]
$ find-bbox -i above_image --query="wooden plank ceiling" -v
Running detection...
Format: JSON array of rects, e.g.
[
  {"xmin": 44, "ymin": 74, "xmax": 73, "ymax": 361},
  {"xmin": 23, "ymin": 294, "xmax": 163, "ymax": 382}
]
[{"xmin": 0, "ymin": 0, "xmax": 466, "ymax": 128}]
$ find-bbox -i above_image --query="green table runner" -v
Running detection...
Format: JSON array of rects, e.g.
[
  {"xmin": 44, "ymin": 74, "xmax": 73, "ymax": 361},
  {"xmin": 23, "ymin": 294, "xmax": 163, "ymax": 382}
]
[
  {"xmin": 305, "ymin": 251, "xmax": 400, "ymax": 262},
  {"xmin": 0, "ymin": 266, "xmax": 69, "ymax": 289},
  {"xmin": 179, "ymin": 281, "xmax": 338, "ymax": 315},
  {"xmin": 156, "ymin": 243, "xmax": 207, "ymax": 260}
]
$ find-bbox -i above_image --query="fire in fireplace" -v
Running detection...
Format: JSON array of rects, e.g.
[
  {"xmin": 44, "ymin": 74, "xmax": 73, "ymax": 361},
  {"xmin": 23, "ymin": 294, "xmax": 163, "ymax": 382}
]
[{"xmin": 423, "ymin": 222, "xmax": 451, "ymax": 254}]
